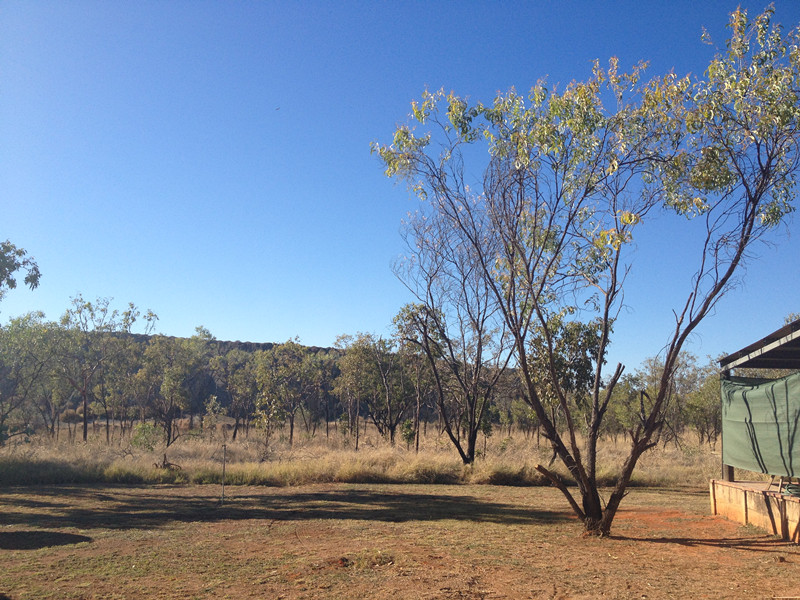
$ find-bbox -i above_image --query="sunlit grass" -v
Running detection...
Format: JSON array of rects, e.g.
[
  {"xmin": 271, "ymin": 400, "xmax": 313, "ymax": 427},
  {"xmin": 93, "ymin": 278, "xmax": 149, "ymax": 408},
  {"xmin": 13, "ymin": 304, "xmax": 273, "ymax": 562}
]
[{"xmin": 0, "ymin": 423, "xmax": 726, "ymax": 488}]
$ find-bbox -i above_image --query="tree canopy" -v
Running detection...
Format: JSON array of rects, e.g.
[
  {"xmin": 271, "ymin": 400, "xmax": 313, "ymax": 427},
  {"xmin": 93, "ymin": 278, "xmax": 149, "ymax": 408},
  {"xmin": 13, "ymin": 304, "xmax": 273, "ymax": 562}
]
[
  {"xmin": 373, "ymin": 6, "xmax": 800, "ymax": 535},
  {"xmin": 0, "ymin": 240, "xmax": 40, "ymax": 301}
]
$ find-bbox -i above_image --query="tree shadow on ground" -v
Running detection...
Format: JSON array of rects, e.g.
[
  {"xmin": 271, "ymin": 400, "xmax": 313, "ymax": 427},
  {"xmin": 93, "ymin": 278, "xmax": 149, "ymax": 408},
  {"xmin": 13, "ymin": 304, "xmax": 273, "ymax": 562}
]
[
  {"xmin": 0, "ymin": 485, "xmax": 574, "ymax": 532},
  {"xmin": 0, "ymin": 531, "xmax": 92, "ymax": 550},
  {"xmin": 611, "ymin": 534, "xmax": 793, "ymax": 554}
]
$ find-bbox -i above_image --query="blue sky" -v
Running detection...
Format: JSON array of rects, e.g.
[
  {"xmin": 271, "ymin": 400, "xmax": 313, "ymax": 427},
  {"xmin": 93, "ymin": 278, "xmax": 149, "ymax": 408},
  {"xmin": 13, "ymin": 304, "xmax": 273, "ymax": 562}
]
[{"xmin": 2, "ymin": 1, "xmax": 799, "ymax": 370}]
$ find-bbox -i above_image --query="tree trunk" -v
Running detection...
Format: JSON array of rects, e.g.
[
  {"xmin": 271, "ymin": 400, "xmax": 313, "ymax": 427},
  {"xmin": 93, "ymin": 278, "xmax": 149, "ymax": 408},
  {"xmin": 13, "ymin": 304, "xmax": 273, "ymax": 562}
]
[
  {"xmin": 414, "ymin": 392, "xmax": 421, "ymax": 454},
  {"xmin": 82, "ymin": 392, "xmax": 88, "ymax": 442},
  {"xmin": 325, "ymin": 392, "xmax": 330, "ymax": 439},
  {"xmin": 580, "ymin": 489, "xmax": 606, "ymax": 536}
]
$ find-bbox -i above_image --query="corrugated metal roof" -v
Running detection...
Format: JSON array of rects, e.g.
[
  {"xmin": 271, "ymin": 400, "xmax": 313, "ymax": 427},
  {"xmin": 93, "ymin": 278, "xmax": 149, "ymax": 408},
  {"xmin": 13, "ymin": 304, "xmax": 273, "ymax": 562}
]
[{"xmin": 719, "ymin": 318, "xmax": 800, "ymax": 371}]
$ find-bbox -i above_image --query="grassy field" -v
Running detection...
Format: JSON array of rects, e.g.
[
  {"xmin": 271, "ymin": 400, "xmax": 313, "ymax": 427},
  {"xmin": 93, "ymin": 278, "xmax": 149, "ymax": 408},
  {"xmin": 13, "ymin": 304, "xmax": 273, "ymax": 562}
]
[
  {"xmin": 0, "ymin": 425, "xmax": 730, "ymax": 488},
  {"xmin": 1, "ymin": 429, "xmax": 790, "ymax": 599},
  {"xmin": 1, "ymin": 483, "xmax": 798, "ymax": 599}
]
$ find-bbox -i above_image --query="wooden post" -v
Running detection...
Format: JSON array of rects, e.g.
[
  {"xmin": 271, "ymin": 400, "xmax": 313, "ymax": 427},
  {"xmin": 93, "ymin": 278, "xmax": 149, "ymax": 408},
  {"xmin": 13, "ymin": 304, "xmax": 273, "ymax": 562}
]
[
  {"xmin": 221, "ymin": 444, "xmax": 227, "ymax": 505},
  {"xmin": 720, "ymin": 370, "xmax": 733, "ymax": 482},
  {"xmin": 722, "ymin": 463, "xmax": 734, "ymax": 482},
  {"xmin": 709, "ymin": 480, "xmax": 717, "ymax": 515}
]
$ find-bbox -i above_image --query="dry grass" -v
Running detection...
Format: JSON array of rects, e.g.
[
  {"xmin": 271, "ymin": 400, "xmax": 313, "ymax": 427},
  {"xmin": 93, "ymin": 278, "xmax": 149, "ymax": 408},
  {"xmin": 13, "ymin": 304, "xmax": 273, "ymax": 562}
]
[
  {"xmin": 1, "ymin": 426, "xmax": 783, "ymax": 599},
  {"xmin": 0, "ymin": 423, "xmax": 730, "ymax": 489},
  {"xmin": 1, "ymin": 483, "xmax": 798, "ymax": 599}
]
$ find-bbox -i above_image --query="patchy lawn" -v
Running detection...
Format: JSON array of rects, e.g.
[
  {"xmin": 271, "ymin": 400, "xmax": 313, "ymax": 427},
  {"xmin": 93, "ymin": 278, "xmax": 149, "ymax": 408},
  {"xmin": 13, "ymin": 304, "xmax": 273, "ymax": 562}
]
[{"xmin": 0, "ymin": 483, "xmax": 797, "ymax": 599}]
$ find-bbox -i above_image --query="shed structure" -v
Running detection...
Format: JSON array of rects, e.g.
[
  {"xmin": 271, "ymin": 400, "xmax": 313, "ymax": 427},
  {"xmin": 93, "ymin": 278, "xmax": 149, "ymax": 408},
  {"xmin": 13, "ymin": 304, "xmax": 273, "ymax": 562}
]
[{"xmin": 711, "ymin": 318, "xmax": 800, "ymax": 542}]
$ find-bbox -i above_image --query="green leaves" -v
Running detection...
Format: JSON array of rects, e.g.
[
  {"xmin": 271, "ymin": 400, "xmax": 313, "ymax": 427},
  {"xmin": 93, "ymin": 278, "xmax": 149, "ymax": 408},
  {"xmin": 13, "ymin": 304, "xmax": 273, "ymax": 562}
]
[
  {"xmin": 673, "ymin": 5, "xmax": 800, "ymax": 226},
  {"xmin": 528, "ymin": 313, "xmax": 605, "ymax": 409},
  {"xmin": 446, "ymin": 92, "xmax": 482, "ymax": 142},
  {"xmin": 688, "ymin": 146, "xmax": 735, "ymax": 192},
  {"xmin": 0, "ymin": 240, "xmax": 40, "ymax": 300},
  {"xmin": 370, "ymin": 125, "xmax": 431, "ymax": 179}
]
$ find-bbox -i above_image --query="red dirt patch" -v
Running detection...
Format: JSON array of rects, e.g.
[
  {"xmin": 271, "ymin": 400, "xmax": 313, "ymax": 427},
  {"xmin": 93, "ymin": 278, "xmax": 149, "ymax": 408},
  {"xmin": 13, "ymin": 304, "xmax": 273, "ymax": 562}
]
[{"xmin": 0, "ymin": 484, "xmax": 797, "ymax": 599}]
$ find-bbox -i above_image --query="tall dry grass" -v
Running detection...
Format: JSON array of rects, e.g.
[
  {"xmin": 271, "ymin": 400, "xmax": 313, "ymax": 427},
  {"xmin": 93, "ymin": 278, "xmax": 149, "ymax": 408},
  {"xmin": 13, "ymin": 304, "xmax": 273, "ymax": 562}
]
[{"xmin": 0, "ymin": 421, "xmax": 727, "ymax": 488}]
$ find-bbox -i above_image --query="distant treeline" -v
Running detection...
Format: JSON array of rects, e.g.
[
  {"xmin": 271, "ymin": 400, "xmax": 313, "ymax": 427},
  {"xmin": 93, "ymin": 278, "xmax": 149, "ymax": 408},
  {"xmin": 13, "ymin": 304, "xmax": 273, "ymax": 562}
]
[{"xmin": 1, "ymin": 297, "xmax": 724, "ymax": 462}]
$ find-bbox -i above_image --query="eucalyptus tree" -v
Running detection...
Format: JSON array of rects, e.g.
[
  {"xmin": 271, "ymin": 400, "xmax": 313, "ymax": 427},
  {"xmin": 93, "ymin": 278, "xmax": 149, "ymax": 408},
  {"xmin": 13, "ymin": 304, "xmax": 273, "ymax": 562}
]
[
  {"xmin": 35, "ymin": 367, "xmax": 74, "ymax": 440},
  {"xmin": 298, "ymin": 351, "xmax": 335, "ymax": 437},
  {"xmin": 209, "ymin": 348, "xmax": 257, "ymax": 440},
  {"xmin": 253, "ymin": 339, "xmax": 309, "ymax": 447},
  {"xmin": 57, "ymin": 295, "xmax": 156, "ymax": 442},
  {"xmin": 630, "ymin": 353, "xmax": 709, "ymax": 447},
  {"xmin": 509, "ymin": 396, "xmax": 539, "ymax": 441},
  {"xmin": 334, "ymin": 332, "xmax": 415, "ymax": 445},
  {"xmin": 526, "ymin": 316, "xmax": 605, "ymax": 445},
  {"xmin": 603, "ymin": 352, "xmax": 706, "ymax": 448},
  {"xmin": 393, "ymin": 308, "xmax": 437, "ymax": 452},
  {"xmin": 362, "ymin": 333, "xmax": 412, "ymax": 445},
  {"xmin": 182, "ymin": 327, "xmax": 216, "ymax": 430},
  {"xmin": 333, "ymin": 334, "xmax": 370, "ymax": 449},
  {"xmin": 305, "ymin": 349, "xmax": 339, "ymax": 438},
  {"xmin": 94, "ymin": 333, "xmax": 149, "ymax": 442},
  {"xmin": 0, "ymin": 313, "xmax": 54, "ymax": 444},
  {"xmin": 252, "ymin": 348, "xmax": 285, "ymax": 453},
  {"xmin": 140, "ymin": 333, "xmax": 205, "ymax": 447},
  {"xmin": 393, "ymin": 302, "xmax": 509, "ymax": 464},
  {"xmin": 685, "ymin": 358, "xmax": 722, "ymax": 447},
  {"xmin": 0, "ymin": 240, "xmax": 40, "ymax": 301},
  {"xmin": 0, "ymin": 241, "xmax": 43, "ymax": 442},
  {"xmin": 374, "ymin": 7, "xmax": 800, "ymax": 535}
]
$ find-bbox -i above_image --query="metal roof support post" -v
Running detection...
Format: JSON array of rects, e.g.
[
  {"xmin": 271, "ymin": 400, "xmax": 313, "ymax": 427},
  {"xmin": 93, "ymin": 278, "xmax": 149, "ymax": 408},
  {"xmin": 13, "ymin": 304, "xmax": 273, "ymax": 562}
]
[{"xmin": 720, "ymin": 369, "xmax": 734, "ymax": 482}]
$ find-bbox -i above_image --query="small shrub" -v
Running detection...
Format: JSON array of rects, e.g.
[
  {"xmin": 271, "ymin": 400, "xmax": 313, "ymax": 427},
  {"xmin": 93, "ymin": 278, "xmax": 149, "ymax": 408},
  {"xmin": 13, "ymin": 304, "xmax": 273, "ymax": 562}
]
[
  {"xmin": 149, "ymin": 467, "xmax": 189, "ymax": 484},
  {"xmin": 468, "ymin": 463, "xmax": 546, "ymax": 486},
  {"xmin": 400, "ymin": 420, "xmax": 415, "ymax": 448},
  {"xmin": 103, "ymin": 464, "xmax": 145, "ymax": 484},
  {"xmin": 191, "ymin": 467, "xmax": 221, "ymax": 485},
  {"xmin": 392, "ymin": 457, "xmax": 462, "ymax": 484},
  {"xmin": 131, "ymin": 423, "xmax": 161, "ymax": 452}
]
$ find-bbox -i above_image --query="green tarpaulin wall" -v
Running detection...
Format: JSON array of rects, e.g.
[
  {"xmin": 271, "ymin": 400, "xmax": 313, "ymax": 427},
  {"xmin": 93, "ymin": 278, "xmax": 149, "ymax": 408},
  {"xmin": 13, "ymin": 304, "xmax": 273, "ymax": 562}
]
[{"xmin": 721, "ymin": 372, "xmax": 800, "ymax": 477}]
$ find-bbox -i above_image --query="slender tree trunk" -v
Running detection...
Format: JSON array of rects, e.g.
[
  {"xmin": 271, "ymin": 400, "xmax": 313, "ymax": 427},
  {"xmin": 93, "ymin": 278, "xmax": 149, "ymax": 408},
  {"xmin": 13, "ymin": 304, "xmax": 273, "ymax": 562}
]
[
  {"xmin": 414, "ymin": 392, "xmax": 421, "ymax": 454},
  {"xmin": 82, "ymin": 392, "xmax": 88, "ymax": 442}
]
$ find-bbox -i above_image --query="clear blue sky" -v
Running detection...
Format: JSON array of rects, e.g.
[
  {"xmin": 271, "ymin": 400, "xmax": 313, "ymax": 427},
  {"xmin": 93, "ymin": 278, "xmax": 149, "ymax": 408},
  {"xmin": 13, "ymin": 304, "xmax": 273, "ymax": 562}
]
[{"xmin": 2, "ymin": 1, "xmax": 799, "ymax": 370}]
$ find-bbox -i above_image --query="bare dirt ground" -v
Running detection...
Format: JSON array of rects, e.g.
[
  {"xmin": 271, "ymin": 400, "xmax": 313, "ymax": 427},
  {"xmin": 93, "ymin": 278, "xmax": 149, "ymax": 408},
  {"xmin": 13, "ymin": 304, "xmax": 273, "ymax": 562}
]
[{"xmin": 0, "ymin": 483, "xmax": 798, "ymax": 599}]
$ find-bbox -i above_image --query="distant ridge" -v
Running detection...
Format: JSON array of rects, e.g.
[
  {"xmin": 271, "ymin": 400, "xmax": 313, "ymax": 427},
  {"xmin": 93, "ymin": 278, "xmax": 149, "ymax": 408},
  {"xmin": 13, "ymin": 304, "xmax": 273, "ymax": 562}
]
[{"xmin": 122, "ymin": 332, "xmax": 336, "ymax": 355}]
